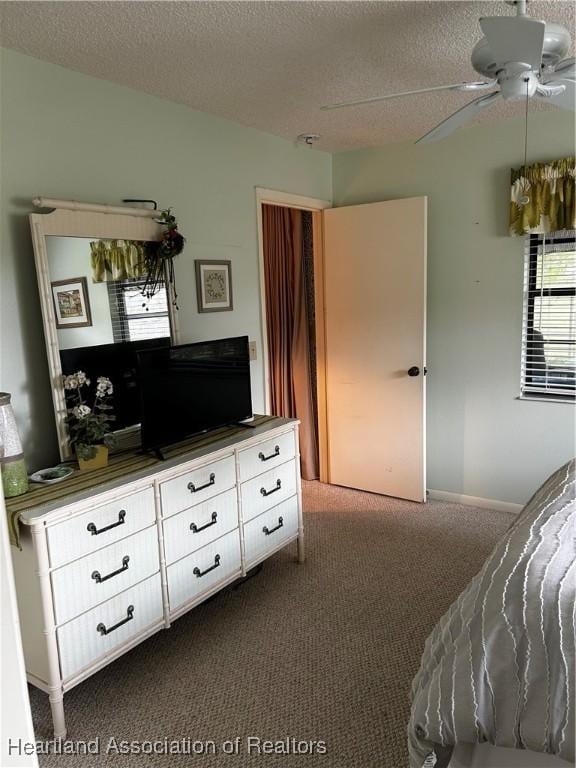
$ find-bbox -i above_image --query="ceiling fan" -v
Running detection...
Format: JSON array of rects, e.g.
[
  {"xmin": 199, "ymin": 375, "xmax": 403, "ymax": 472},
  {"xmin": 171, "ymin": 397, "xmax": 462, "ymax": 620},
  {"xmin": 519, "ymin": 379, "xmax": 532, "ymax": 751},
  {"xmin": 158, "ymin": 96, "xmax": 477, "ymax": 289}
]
[{"xmin": 321, "ymin": 0, "xmax": 575, "ymax": 143}]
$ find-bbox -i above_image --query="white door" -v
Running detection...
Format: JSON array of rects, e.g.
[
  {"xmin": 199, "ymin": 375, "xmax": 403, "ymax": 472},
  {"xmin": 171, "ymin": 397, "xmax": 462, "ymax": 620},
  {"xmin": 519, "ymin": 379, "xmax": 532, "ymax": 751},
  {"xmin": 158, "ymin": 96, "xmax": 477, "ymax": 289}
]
[{"xmin": 322, "ymin": 197, "xmax": 427, "ymax": 502}]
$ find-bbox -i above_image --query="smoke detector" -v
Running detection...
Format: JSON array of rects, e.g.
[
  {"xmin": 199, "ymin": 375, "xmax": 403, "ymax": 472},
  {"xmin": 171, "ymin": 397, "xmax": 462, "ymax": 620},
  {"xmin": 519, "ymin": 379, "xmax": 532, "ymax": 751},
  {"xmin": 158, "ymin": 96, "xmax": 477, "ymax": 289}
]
[{"xmin": 297, "ymin": 133, "xmax": 321, "ymax": 146}]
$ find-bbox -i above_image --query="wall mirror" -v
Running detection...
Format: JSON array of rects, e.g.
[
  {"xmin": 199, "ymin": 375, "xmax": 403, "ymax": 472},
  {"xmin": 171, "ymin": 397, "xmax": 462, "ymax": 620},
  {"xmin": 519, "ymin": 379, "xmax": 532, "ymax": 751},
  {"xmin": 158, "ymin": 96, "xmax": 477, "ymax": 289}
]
[{"xmin": 30, "ymin": 199, "xmax": 180, "ymax": 460}]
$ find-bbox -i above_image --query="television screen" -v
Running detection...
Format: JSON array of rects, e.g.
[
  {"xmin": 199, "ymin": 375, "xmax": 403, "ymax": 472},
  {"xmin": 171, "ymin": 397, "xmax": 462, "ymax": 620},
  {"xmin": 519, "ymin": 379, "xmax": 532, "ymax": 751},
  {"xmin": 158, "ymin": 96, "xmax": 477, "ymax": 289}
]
[
  {"xmin": 137, "ymin": 336, "xmax": 253, "ymax": 450},
  {"xmin": 60, "ymin": 337, "xmax": 171, "ymax": 431}
]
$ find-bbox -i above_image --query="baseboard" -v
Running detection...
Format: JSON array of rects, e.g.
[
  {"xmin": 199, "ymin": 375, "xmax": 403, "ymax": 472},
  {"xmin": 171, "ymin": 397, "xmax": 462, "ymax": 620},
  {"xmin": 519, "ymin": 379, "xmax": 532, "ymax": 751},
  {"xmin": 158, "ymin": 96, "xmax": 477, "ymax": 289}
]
[{"xmin": 427, "ymin": 489, "xmax": 523, "ymax": 515}]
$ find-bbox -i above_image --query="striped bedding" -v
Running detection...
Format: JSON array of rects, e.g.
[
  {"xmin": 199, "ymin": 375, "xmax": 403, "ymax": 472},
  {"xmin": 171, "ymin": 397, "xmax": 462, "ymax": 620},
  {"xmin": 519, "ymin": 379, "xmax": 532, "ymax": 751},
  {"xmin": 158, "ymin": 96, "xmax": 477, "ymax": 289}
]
[{"xmin": 409, "ymin": 459, "xmax": 576, "ymax": 768}]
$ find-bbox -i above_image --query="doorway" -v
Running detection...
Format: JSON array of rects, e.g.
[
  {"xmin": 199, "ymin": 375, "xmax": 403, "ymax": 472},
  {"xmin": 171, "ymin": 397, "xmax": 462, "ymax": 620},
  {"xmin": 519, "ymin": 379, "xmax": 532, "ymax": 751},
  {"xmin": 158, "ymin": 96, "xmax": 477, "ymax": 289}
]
[
  {"xmin": 256, "ymin": 191, "xmax": 427, "ymax": 501},
  {"xmin": 255, "ymin": 188, "xmax": 330, "ymax": 481}
]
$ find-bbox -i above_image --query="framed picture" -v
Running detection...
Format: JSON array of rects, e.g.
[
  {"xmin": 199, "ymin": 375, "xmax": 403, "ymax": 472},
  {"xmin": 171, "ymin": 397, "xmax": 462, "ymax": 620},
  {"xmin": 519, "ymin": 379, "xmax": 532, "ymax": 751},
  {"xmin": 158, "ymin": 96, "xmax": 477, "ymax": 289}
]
[
  {"xmin": 51, "ymin": 277, "xmax": 92, "ymax": 329},
  {"xmin": 195, "ymin": 260, "xmax": 233, "ymax": 313}
]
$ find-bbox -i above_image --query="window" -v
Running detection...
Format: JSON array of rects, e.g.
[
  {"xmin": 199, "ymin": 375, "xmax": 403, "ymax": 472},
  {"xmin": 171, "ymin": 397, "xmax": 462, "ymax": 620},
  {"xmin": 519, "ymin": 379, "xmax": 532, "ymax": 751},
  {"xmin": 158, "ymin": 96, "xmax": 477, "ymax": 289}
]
[
  {"xmin": 107, "ymin": 278, "xmax": 171, "ymax": 343},
  {"xmin": 521, "ymin": 231, "xmax": 576, "ymax": 401}
]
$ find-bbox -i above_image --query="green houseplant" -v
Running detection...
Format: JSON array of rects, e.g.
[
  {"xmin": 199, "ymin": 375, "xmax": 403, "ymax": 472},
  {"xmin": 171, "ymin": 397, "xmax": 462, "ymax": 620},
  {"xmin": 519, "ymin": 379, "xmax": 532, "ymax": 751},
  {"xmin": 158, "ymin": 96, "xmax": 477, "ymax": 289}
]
[{"xmin": 63, "ymin": 371, "xmax": 116, "ymax": 469}]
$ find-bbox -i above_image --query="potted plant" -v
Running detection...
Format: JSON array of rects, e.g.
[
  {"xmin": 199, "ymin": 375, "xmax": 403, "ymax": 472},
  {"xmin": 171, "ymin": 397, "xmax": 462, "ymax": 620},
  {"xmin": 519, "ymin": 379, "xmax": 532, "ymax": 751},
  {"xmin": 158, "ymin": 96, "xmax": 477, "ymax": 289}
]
[
  {"xmin": 142, "ymin": 208, "xmax": 185, "ymax": 307},
  {"xmin": 63, "ymin": 371, "xmax": 116, "ymax": 470}
]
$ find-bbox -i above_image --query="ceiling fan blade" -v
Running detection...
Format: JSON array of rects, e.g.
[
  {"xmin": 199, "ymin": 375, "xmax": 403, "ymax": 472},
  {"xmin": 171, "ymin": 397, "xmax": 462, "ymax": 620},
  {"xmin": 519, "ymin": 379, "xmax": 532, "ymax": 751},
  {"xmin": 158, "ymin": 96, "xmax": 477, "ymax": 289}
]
[
  {"xmin": 536, "ymin": 79, "xmax": 575, "ymax": 112},
  {"xmin": 556, "ymin": 57, "xmax": 576, "ymax": 74},
  {"xmin": 416, "ymin": 91, "xmax": 501, "ymax": 144},
  {"xmin": 479, "ymin": 16, "xmax": 546, "ymax": 70},
  {"xmin": 320, "ymin": 80, "xmax": 496, "ymax": 111},
  {"xmin": 545, "ymin": 57, "xmax": 576, "ymax": 81}
]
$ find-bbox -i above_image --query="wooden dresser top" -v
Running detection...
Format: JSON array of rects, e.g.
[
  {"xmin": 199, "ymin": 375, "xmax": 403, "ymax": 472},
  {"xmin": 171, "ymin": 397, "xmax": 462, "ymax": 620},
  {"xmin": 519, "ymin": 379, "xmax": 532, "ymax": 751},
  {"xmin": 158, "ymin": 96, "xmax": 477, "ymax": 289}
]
[{"xmin": 7, "ymin": 415, "xmax": 296, "ymax": 525}]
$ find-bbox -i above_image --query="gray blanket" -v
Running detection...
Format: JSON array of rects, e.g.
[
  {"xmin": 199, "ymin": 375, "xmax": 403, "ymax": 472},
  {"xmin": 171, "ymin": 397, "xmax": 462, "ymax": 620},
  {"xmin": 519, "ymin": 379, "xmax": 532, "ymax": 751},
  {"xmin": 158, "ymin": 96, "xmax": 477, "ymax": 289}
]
[{"xmin": 409, "ymin": 459, "xmax": 576, "ymax": 767}]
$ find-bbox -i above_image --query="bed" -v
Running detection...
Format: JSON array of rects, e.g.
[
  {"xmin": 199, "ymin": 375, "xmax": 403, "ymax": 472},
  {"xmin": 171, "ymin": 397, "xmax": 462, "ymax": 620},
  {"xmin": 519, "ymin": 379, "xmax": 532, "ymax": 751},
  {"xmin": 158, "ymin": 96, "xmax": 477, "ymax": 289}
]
[{"xmin": 409, "ymin": 459, "xmax": 575, "ymax": 768}]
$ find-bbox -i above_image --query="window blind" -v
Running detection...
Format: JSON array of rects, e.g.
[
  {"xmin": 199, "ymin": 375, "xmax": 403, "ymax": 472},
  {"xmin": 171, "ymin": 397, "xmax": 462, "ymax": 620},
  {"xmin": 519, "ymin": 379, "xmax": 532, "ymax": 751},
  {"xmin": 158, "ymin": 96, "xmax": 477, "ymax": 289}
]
[
  {"xmin": 107, "ymin": 279, "xmax": 170, "ymax": 343},
  {"xmin": 521, "ymin": 231, "xmax": 576, "ymax": 400}
]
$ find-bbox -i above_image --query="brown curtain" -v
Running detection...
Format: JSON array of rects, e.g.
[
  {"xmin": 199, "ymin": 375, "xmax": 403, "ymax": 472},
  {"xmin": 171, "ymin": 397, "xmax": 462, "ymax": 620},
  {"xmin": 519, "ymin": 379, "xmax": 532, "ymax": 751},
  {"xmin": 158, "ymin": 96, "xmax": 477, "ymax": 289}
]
[{"xmin": 262, "ymin": 204, "xmax": 319, "ymax": 480}]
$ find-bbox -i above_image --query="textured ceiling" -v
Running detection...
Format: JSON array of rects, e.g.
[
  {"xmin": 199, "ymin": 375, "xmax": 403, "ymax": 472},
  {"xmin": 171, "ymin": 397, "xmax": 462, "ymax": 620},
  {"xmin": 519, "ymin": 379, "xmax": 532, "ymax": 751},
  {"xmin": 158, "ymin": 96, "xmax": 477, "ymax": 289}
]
[{"xmin": 0, "ymin": 1, "xmax": 574, "ymax": 151}]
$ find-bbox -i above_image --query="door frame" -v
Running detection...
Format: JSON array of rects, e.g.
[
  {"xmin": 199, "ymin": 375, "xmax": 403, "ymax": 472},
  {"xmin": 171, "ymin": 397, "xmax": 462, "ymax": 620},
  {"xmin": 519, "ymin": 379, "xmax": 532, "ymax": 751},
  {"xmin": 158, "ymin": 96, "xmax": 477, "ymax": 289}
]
[{"xmin": 255, "ymin": 187, "xmax": 331, "ymax": 480}]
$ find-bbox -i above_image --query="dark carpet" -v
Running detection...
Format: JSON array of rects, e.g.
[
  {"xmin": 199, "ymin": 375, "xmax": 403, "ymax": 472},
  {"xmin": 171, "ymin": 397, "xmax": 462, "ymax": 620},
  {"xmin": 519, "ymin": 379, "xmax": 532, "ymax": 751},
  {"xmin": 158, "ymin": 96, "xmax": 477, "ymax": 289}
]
[{"xmin": 30, "ymin": 481, "xmax": 513, "ymax": 768}]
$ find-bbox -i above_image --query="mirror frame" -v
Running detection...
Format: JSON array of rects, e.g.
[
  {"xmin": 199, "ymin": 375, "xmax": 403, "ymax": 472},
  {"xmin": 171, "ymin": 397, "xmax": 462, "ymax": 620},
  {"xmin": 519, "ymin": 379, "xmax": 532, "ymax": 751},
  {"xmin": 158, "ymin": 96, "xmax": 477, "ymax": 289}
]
[{"xmin": 30, "ymin": 200, "xmax": 180, "ymax": 460}]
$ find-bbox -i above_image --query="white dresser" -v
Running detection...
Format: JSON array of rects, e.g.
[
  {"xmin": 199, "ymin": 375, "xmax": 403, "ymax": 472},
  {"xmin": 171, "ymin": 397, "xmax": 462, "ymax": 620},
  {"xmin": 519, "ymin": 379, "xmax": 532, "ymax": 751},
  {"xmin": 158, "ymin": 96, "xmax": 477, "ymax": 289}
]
[{"xmin": 9, "ymin": 417, "xmax": 303, "ymax": 738}]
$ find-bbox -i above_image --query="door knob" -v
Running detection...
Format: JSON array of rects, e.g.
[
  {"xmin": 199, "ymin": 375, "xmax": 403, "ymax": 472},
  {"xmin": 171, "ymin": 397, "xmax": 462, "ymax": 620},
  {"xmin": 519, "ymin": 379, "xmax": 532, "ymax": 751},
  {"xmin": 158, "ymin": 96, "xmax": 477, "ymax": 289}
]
[{"xmin": 408, "ymin": 366, "xmax": 420, "ymax": 377}]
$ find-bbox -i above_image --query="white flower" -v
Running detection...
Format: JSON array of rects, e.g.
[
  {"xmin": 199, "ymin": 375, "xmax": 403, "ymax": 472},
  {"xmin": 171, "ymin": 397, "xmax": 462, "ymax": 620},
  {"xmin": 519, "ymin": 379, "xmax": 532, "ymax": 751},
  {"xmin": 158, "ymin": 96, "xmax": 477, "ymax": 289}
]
[
  {"xmin": 73, "ymin": 404, "xmax": 91, "ymax": 419},
  {"xmin": 96, "ymin": 376, "xmax": 113, "ymax": 397},
  {"xmin": 63, "ymin": 370, "xmax": 91, "ymax": 390}
]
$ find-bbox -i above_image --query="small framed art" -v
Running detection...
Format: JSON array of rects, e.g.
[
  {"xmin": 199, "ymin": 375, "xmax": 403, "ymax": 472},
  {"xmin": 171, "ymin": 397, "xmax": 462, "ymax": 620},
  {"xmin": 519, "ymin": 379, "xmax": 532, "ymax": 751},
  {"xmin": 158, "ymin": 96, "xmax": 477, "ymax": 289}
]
[
  {"xmin": 51, "ymin": 277, "xmax": 92, "ymax": 329},
  {"xmin": 195, "ymin": 260, "xmax": 233, "ymax": 313}
]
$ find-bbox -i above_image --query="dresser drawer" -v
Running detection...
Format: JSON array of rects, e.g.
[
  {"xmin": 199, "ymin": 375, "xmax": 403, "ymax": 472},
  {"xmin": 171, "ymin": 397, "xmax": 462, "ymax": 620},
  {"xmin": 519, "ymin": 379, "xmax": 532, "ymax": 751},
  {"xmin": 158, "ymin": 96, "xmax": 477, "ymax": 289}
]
[
  {"xmin": 47, "ymin": 487, "xmax": 156, "ymax": 569},
  {"xmin": 51, "ymin": 526, "xmax": 160, "ymax": 626},
  {"xmin": 238, "ymin": 431, "xmax": 296, "ymax": 482},
  {"xmin": 167, "ymin": 529, "xmax": 241, "ymax": 612},
  {"xmin": 243, "ymin": 496, "xmax": 299, "ymax": 568},
  {"xmin": 240, "ymin": 459, "xmax": 297, "ymax": 522},
  {"xmin": 57, "ymin": 573, "xmax": 163, "ymax": 680},
  {"xmin": 163, "ymin": 488, "xmax": 238, "ymax": 565},
  {"xmin": 160, "ymin": 456, "xmax": 236, "ymax": 517}
]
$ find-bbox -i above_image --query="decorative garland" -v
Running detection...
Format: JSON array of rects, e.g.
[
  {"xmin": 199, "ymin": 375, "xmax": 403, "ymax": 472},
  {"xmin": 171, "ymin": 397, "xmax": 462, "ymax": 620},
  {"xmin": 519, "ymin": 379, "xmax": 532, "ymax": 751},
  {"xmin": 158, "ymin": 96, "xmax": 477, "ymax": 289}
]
[{"xmin": 142, "ymin": 208, "xmax": 185, "ymax": 307}]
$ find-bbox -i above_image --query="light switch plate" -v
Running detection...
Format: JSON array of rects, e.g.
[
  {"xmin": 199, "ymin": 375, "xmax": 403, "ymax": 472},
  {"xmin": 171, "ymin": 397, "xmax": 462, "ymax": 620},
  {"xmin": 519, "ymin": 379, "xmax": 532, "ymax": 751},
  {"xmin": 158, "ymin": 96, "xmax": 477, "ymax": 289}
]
[{"xmin": 249, "ymin": 341, "xmax": 257, "ymax": 361}]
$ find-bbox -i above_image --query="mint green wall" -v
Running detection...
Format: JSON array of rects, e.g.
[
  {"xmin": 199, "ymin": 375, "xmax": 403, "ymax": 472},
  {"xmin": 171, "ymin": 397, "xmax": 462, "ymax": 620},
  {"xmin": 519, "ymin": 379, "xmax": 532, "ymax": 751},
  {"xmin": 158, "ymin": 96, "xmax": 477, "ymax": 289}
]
[
  {"xmin": 332, "ymin": 112, "xmax": 575, "ymax": 504},
  {"xmin": 0, "ymin": 49, "xmax": 331, "ymax": 470},
  {"xmin": 1, "ymin": 47, "xmax": 573, "ymax": 503}
]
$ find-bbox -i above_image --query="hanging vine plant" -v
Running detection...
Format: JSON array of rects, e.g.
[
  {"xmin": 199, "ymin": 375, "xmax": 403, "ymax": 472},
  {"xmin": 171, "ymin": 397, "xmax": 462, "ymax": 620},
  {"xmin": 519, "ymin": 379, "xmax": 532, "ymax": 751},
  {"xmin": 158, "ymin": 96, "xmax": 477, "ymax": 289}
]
[{"xmin": 142, "ymin": 208, "xmax": 185, "ymax": 308}]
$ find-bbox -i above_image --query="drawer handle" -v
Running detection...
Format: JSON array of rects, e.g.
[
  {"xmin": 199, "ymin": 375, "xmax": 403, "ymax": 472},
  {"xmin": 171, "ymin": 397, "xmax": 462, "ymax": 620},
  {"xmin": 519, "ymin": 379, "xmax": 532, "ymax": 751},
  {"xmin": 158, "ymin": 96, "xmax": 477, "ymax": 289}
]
[
  {"xmin": 190, "ymin": 511, "xmax": 218, "ymax": 533},
  {"xmin": 96, "ymin": 605, "xmax": 134, "ymax": 636},
  {"xmin": 188, "ymin": 473, "xmax": 215, "ymax": 493},
  {"xmin": 193, "ymin": 554, "xmax": 221, "ymax": 578},
  {"xmin": 260, "ymin": 479, "xmax": 281, "ymax": 497},
  {"xmin": 258, "ymin": 445, "xmax": 280, "ymax": 462},
  {"xmin": 87, "ymin": 509, "xmax": 126, "ymax": 536},
  {"xmin": 91, "ymin": 555, "xmax": 130, "ymax": 584},
  {"xmin": 263, "ymin": 516, "xmax": 284, "ymax": 536}
]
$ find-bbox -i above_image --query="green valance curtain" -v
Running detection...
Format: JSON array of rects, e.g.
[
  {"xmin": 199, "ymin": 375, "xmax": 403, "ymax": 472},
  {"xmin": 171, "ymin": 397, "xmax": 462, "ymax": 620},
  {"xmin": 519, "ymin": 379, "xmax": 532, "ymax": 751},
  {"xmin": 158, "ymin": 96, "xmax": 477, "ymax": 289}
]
[
  {"xmin": 509, "ymin": 157, "xmax": 575, "ymax": 236},
  {"xmin": 90, "ymin": 239, "xmax": 146, "ymax": 282}
]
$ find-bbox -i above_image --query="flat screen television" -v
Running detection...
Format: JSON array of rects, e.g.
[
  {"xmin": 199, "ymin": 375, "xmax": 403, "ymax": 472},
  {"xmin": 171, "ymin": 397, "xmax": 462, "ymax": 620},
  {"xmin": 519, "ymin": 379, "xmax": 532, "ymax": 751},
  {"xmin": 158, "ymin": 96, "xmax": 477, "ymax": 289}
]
[
  {"xmin": 60, "ymin": 337, "xmax": 171, "ymax": 431},
  {"xmin": 137, "ymin": 336, "xmax": 253, "ymax": 450}
]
